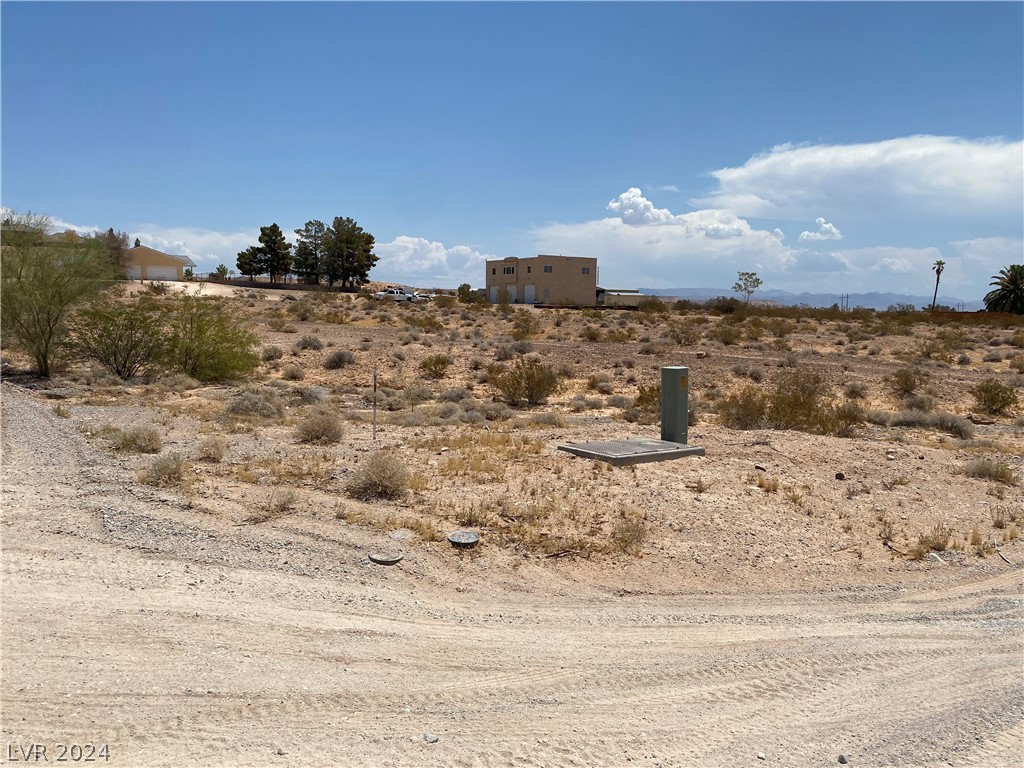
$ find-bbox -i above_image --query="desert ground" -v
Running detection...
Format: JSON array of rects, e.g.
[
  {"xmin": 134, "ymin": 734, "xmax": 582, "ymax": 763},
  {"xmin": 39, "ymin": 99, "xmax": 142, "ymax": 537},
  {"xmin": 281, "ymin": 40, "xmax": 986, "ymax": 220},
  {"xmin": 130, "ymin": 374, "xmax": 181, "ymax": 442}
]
[{"xmin": 2, "ymin": 282, "xmax": 1023, "ymax": 767}]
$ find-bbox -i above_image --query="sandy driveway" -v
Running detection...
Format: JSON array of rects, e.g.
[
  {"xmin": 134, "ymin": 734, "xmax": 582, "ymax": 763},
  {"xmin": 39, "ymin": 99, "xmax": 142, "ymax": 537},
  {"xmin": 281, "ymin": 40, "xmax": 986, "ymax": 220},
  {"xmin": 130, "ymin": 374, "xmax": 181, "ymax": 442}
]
[{"xmin": 2, "ymin": 382, "xmax": 1021, "ymax": 767}]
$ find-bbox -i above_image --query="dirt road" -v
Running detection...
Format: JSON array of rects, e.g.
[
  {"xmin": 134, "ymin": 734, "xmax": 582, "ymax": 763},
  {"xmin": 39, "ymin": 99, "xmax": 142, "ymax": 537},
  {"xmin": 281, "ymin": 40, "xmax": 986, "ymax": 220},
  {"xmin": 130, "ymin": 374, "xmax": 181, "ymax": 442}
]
[{"xmin": 2, "ymin": 382, "xmax": 1021, "ymax": 767}]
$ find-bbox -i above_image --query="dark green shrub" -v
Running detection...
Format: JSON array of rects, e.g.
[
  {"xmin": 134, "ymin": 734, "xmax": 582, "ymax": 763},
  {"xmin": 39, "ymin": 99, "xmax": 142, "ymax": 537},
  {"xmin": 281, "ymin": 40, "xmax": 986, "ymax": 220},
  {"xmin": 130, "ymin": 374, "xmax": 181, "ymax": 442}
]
[
  {"xmin": 885, "ymin": 367, "xmax": 929, "ymax": 399},
  {"xmin": 70, "ymin": 297, "xmax": 166, "ymax": 380},
  {"xmin": 163, "ymin": 296, "xmax": 260, "ymax": 382}
]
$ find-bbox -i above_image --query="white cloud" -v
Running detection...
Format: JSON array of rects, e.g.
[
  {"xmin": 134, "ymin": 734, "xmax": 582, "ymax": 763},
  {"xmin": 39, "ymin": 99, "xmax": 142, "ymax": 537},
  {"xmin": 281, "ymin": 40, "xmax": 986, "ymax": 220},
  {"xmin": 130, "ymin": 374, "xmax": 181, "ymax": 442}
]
[
  {"xmin": 646, "ymin": 184, "xmax": 680, "ymax": 193},
  {"xmin": 130, "ymin": 225, "xmax": 257, "ymax": 269},
  {"xmin": 693, "ymin": 135, "xmax": 1024, "ymax": 221},
  {"xmin": 798, "ymin": 217, "xmax": 843, "ymax": 241},
  {"xmin": 372, "ymin": 236, "xmax": 491, "ymax": 286}
]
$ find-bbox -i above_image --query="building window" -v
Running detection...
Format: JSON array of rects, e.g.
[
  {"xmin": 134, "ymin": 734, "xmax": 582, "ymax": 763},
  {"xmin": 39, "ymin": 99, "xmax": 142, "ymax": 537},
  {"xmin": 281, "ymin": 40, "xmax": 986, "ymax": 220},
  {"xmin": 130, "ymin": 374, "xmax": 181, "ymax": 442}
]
[
  {"xmin": 582, "ymin": 267, "xmax": 591, "ymax": 275},
  {"xmin": 544, "ymin": 265, "xmax": 553, "ymax": 273},
  {"xmin": 503, "ymin": 266, "xmax": 515, "ymax": 275},
  {"xmin": 527, "ymin": 266, "xmax": 531, "ymax": 274},
  {"xmin": 491, "ymin": 268, "xmax": 496, "ymax": 275}
]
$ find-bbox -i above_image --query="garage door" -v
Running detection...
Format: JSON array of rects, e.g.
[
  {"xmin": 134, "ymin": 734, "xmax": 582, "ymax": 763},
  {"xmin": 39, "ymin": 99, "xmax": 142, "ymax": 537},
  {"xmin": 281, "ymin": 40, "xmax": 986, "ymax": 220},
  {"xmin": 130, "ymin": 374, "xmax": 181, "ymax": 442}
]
[{"xmin": 146, "ymin": 266, "xmax": 179, "ymax": 281}]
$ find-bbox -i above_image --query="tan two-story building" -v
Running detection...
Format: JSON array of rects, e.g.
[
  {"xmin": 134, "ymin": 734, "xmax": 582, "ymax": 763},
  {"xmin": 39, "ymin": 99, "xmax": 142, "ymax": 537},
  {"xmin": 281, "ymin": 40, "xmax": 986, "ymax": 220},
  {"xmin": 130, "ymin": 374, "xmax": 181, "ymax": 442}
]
[{"xmin": 485, "ymin": 255, "xmax": 598, "ymax": 306}]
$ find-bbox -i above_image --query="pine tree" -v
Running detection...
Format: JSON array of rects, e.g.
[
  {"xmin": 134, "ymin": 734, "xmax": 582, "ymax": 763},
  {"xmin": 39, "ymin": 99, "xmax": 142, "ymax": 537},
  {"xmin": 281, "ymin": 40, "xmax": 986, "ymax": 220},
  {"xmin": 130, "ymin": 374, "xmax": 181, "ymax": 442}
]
[
  {"xmin": 293, "ymin": 220, "xmax": 327, "ymax": 284},
  {"xmin": 322, "ymin": 217, "xmax": 377, "ymax": 288},
  {"xmin": 258, "ymin": 224, "xmax": 292, "ymax": 284},
  {"xmin": 236, "ymin": 246, "xmax": 263, "ymax": 280}
]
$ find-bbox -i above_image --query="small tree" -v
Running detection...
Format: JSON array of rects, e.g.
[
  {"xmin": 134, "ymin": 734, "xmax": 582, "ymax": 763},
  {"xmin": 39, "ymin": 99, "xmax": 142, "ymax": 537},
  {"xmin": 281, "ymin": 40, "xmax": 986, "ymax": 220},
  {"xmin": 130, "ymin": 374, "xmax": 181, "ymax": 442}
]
[
  {"xmin": 214, "ymin": 264, "xmax": 229, "ymax": 279},
  {"xmin": 1, "ymin": 211, "xmax": 121, "ymax": 376},
  {"xmin": 457, "ymin": 283, "xmax": 475, "ymax": 304},
  {"xmin": 70, "ymin": 297, "xmax": 166, "ymax": 380},
  {"xmin": 732, "ymin": 271, "xmax": 762, "ymax": 306},
  {"xmin": 236, "ymin": 246, "xmax": 263, "ymax": 280}
]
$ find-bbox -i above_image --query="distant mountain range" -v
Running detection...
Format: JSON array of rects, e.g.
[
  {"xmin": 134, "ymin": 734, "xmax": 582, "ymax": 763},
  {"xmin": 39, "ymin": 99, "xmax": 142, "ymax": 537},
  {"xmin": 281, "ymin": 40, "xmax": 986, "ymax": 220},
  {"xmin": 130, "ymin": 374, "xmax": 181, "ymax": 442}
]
[{"xmin": 639, "ymin": 287, "xmax": 985, "ymax": 312}]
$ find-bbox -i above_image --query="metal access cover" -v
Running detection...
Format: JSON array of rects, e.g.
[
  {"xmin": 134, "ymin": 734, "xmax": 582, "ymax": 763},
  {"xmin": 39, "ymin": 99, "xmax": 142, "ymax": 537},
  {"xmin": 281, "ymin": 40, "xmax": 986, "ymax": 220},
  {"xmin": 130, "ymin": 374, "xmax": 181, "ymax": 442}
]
[
  {"xmin": 447, "ymin": 530, "xmax": 480, "ymax": 549},
  {"xmin": 558, "ymin": 438, "xmax": 705, "ymax": 466}
]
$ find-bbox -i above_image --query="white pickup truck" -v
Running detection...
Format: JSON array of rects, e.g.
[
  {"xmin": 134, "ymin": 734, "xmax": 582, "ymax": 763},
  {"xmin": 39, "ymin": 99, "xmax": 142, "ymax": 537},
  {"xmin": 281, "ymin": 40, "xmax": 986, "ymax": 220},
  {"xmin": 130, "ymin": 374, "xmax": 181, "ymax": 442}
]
[{"xmin": 372, "ymin": 287, "xmax": 418, "ymax": 302}]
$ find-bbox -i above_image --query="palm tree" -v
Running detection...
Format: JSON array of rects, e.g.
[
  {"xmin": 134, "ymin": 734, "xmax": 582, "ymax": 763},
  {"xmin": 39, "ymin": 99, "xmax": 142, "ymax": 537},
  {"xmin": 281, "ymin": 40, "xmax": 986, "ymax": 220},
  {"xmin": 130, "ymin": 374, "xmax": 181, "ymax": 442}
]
[
  {"xmin": 930, "ymin": 259, "xmax": 946, "ymax": 312},
  {"xmin": 983, "ymin": 265, "xmax": 1024, "ymax": 315}
]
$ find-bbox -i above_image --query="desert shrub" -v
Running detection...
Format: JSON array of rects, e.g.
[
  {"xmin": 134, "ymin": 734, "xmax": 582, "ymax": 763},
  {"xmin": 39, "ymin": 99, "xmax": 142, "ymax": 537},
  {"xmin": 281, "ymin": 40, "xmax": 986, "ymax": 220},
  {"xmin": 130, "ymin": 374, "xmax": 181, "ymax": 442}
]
[
  {"xmin": 282, "ymin": 364, "xmax": 305, "ymax": 381},
  {"xmin": 1009, "ymin": 354, "xmax": 1024, "ymax": 374},
  {"xmin": 909, "ymin": 524, "xmax": 952, "ymax": 559},
  {"xmin": 295, "ymin": 407, "xmax": 344, "ymax": 444},
  {"xmin": 621, "ymin": 383, "xmax": 661, "ymax": 425},
  {"xmin": 346, "ymin": 452, "xmax": 409, "ymax": 500},
  {"xmin": 419, "ymin": 353, "xmax": 452, "ymax": 379},
  {"xmin": 717, "ymin": 385, "xmax": 769, "ymax": 429},
  {"xmin": 262, "ymin": 345, "xmax": 284, "ymax": 362},
  {"xmin": 162, "ymin": 295, "xmax": 260, "ymax": 382},
  {"xmin": 294, "ymin": 334, "xmax": 324, "ymax": 351},
  {"xmin": 111, "ymin": 425, "xmax": 162, "ymax": 453},
  {"xmin": 491, "ymin": 357, "xmax": 561, "ymax": 406},
  {"xmin": 140, "ymin": 453, "xmax": 186, "ymax": 487},
  {"xmin": 70, "ymin": 297, "xmax": 166, "ymax": 380},
  {"xmin": 244, "ymin": 489, "xmax": 299, "ymax": 524},
  {"xmin": 226, "ymin": 390, "xmax": 283, "ymax": 419},
  {"xmin": 844, "ymin": 381, "xmax": 869, "ymax": 400},
  {"xmin": 587, "ymin": 373, "xmax": 615, "ymax": 395},
  {"xmin": 766, "ymin": 370, "xmax": 832, "ymax": 431},
  {"xmin": 510, "ymin": 308, "xmax": 541, "ymax": 340},
  {"xmin": 196, "ymin": 436, "xmax": 227, "ymax": 462},
  {"xmin": 903, "ymin": 394, "xmax": 936, "ymax": 412},
  {"xmin": 611, "ymin": 514, "xmax": 647, "ymax": 556},
  {"xmin": 324, "ymin": 349, "xmax": 356, "ymax": 369},
  {"xmin": 962, "ymin": 459, "xmax": 1019, "ymax": 486},
  {"xmin": 439, "ymin": 387, "xmax": 473, "ymax": 402},
  {"xmin": 581, "ymin": 325, "xmax": 603, "ymax": 342},
  {"xmin": 971, "ymin": 378, "xmax": 1018, "ymax": 415},
  {"xmin": 704, "ymin": 296, "xmax": 743, "ymax": 314},
  {"xmin": 885, "ymin": 366, "xmax": 929, "ymax": 398},
  {"xmin": 710, "ymin": 323, "xmax": 742, "ymax": 345},
  {"xmin": 295, "ymin": 386, "xmax": 328, "ymax": 405},
  {"xmin": 882, "ymin": 410, "xmax": 974, "ymax": 439}
]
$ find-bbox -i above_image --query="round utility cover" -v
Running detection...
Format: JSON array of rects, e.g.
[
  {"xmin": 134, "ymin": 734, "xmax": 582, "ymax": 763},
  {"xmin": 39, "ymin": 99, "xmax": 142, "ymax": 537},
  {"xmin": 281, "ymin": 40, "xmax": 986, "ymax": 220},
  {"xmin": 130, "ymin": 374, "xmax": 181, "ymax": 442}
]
[
  {"xmin": 447, "ymin": 530, "xmax": 480, "ymax": 549},
  {"xmin": 368, "ymin": 551, "xmax": 403, "ymax": 566}
]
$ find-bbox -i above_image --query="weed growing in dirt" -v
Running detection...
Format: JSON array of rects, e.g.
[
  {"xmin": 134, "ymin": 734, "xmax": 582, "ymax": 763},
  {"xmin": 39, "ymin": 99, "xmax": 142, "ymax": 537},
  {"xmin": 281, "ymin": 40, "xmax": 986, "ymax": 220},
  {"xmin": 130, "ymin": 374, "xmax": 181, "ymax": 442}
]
[
  {"xmin": 962, "ymin": 459, "xmax": 1019, "ymax": 486},
  {"xmin": 346, "ymin": 452, "xmax": 409, "ymax": 501},
  {"xmin": 140, "ymin": 453, "xmax": 186, "ymax": 487},
  {"xmin": 244, "ymin": 489, "xmax": 298, "ymax": 524},
  {"xmin": 112, "ymin": 425, "xmax": 163, "ymax": 453},
  {"xmin": 196, "ymin": 436, "xmax": 227, "ymax": 462},
  {"xmin": 295, "ymin": 407, "xmax": 344, "ymax": 444}
]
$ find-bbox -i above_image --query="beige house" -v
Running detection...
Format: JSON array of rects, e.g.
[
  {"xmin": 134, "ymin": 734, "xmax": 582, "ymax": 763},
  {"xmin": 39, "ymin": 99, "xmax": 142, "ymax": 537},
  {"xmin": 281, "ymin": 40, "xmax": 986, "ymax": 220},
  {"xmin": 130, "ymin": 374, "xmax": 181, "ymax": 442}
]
[
  {"xmin": 125, "ymin": 244, "xmax": 196, "ymax": 281},
  {"xmin": 485, "ymin": 255, "xmax": 598, "ymax": 306}
]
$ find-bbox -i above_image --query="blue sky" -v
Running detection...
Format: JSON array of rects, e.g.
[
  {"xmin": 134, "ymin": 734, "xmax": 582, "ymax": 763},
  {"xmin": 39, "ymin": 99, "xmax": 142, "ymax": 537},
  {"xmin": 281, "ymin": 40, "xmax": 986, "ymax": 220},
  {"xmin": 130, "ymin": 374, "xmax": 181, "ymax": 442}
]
[{"xmin": 3, "ymin": 2, "xmax": 1022, "ymax": 300}]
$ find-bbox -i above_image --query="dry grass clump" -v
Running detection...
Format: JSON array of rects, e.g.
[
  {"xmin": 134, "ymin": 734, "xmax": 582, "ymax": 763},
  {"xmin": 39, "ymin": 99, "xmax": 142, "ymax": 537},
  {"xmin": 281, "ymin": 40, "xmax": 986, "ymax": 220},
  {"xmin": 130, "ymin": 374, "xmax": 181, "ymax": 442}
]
[
  {"xmin": 243, "ymin": 489, "xmax": 298, "ymax": 524},
  {"xmin": 962, "ymin": 458, "xmax": 1019, "ymax": 486},
  {"xmin": 909, "ymin": 523, "xmax": 952, "ymax": 560},
  {"xmin": 867, "ymin": 410, "xmax": 974, "ymax": 439},
  {"xmin": 140, "ymin": 453, "xmax": 187, "ymax": 487},
  {"xmin": 346, "ymin": 452, "xmax": 409, "ymax": 500},
  {"xmin": 225, "ymin": 390, "xmax": 283, "ymax": 420},
  {"xmin": 611, "ymin": 512, "xmax": 647, "ymax": 556},
  {"xmin": 970, "ymin": 378, "xmax": 1018, "ymax": 415},
  {"xmin": 885, "ymin": 366, "xmax": 929, "ymax": 398},
  {"xmin": 111, "ymin": 425, "xmax": 163, "ymax": 453},
  {"xmin": 295, "ymin": 407, "xmax": 344, "ymax": 444},
  {"xmin": 282, "ymin": 364, "xmax": 305, "ymax": 381},
  {"xmin": 196, "ymin": 436, "xmax": 227, "ymax": 463}
]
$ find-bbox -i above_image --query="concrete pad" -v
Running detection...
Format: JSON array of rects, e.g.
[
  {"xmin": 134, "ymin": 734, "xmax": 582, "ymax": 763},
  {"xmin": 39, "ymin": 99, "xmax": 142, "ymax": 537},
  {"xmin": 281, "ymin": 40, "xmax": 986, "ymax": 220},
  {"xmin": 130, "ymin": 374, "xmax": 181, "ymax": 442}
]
[{"xmin": 557, "ymin": 438, "xmax": 705, "ymax": 466}]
